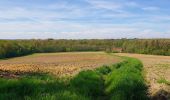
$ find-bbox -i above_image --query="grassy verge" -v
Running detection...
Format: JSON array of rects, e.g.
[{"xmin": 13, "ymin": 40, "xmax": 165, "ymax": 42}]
[
  {"xmin": 0, "ymin": 56, "xmax": 148, "ymax": 100},
  {"xmin": 103, "ymin": 58, "xmax": 148, "ymax": 100}
]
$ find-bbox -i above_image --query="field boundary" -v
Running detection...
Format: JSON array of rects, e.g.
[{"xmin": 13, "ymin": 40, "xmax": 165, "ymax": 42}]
[{"xmin": 0, "ymin": 54, "xmax": 148, "ymax": 100}]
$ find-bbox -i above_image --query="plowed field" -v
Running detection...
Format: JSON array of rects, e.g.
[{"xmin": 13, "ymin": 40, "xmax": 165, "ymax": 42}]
[{"xmin": 0, "ymin": 52, "xmax": 120, "ymax": 76}]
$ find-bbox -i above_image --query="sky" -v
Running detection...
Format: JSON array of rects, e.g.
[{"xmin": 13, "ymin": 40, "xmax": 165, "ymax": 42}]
[{"xmin": 0, "ymin": 0, "xmax": 170, "ymax": 39}]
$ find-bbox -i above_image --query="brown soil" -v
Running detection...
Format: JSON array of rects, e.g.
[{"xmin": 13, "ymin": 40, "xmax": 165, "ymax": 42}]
[
  {"xmin": 116, "ymin": 53, "xmax": 170, "ymax": 100},
  {"xmin": 0, "ymin": 52, "xmax": 120, "ymax": 76}
]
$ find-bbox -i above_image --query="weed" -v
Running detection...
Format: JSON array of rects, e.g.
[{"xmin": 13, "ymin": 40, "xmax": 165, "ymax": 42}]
[{"xmin": 157, "ymin": 77, "xmax": 170, "ymax": 85}]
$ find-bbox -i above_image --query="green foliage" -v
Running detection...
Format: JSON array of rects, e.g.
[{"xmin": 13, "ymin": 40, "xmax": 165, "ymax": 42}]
[
  {"xmin": 0, "ymin": 39, "xmax": 170, "ymax": 59},
  {"xmin": 122, "ymin": 39, "xmax": 170, "ymax": 56},
  {"xmin": 96, "ymin": 65, "xmax": 112, "ymax": 75},
  {"xmin": 0, "ymin": 57, "xmax": 148, "ymax": 100},
  {"xmin": 70, "ymin": 70, "xmax": 104, "ymax": 98},
  {"xmin": 105, "ymin": 58, "xmax": 148, "ymax": 100},
  {"xmin": 0, "ymin": 73, "xmax": 90, "ymax": 100}
]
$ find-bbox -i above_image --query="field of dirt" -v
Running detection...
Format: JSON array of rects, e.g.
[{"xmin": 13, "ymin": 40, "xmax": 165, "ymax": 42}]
[
  {"xmin": 116, "ymin": 53, "xmax": 170, "ymax": 99},
  {"xmin": 0, "ymin": 52, "xmax": 120, "ymax": 77}
]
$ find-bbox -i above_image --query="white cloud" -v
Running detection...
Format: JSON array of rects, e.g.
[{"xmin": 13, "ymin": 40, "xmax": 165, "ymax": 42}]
[
  {"xmin": 86, "ymin": 0, "xmax": 140, "ymax": 11},
  {"xmin": 0, "ymin": 21, "xmax": 169, "ymax": 39},
  {"xmin": 0, "ymin": 0, "xmax": 170, "ymax": 39},
  {"xmin": 1, "ymin": 29, "xmax": 169, "ymax": 39},
  {"xmin": 142, "ymin": 6, "xmax": 160, "ymax": 11},
  {"xmin": 86, "ymin": 0, "xmax": 123, "ymax": 11},
  {"xmin": 0, "ymin": 2, "xmax": 89, "ymax": 22}
]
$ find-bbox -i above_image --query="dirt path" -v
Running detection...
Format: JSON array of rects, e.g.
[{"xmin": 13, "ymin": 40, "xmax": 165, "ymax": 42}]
[
  {"xmin": 0, "ymin": 52, "xmax": 120, "ymax": 76},
  {"xmin": 116, "ymin": 53, "xmax": 170, "ymax": 99}
]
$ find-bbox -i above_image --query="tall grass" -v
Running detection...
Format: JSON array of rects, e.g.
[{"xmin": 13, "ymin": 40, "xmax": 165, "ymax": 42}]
[
  {"xmin": 0, "ymin": 72, "xmax": 101, "ymax": 100},
  {"xmin": 0, "ymin": 57, "xmax": 148, "ymax": 100},
  {"xmin": 104, "ymin": 58, "xmax": 148, "ymax": 100}
]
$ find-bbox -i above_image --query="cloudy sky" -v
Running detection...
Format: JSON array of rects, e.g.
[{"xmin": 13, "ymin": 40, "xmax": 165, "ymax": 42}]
[{"xmin": 0, "ymin": 0, "xmax": 170, "ymax": 39}]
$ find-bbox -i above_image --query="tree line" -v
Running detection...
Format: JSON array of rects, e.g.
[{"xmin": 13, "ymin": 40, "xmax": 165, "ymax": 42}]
[
  {"xmin": 0, "ymin": 39, "xmax": 169, "ymax": 58},
  {"xmin": 122, "ymin": 39, "xmax": 170, "ymax": 55}
]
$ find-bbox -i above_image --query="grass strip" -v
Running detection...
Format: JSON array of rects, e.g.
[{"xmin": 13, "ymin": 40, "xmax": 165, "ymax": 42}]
[{"xmin": 0, "ymin": 57, "xmax": 148, "ymax": 100}]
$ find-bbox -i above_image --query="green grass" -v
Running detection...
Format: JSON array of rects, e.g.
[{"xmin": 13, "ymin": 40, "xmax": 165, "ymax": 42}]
[
  {"xmin": 157, "ymin": 77, "xmax": 170, "ymax": 86},
  {"xmin": 0, "ymin": 73, "xmax": 90, "ymax": 100},
  {"xmin": 104, "ymin": 58, "xmax": 148, "ymax": 100},
  {"xmin": 0, "ymin": 56, "xmax": 148, "ymax": 100},
  {"xmin": 156, "ymin": 64, "xmax": 170, "ymax": 67}
]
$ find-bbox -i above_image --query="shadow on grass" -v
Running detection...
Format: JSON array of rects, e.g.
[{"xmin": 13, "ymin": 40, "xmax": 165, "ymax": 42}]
[
  {"xmin": 151, "ymin": 90, "xmax": 170, "ymax": 100},
  {"xmin": 0, "ymin": 70, "xmax": 50, "ymax": 79}
]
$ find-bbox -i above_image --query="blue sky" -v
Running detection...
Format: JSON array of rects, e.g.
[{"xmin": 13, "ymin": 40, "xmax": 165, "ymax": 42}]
[{"xmin": 0, "ymin": 0, "xmax": 170, "ymax": 39}]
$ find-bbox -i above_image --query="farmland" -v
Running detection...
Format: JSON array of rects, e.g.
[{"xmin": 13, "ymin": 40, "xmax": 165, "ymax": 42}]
[
  {"xmin": 0, "ymin": 39, "xmax": 169, "ymax": 100},
  {"xmin": 0, "ymin": 52, "xmax": 120, "ymax": 77},
  {"xmin": 0, "ymin": 52, "xmax": 148, "ymax": 100},
  {"xmin": 116, "ymin": 53, "xmax": 170, "ymax": 99}
]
